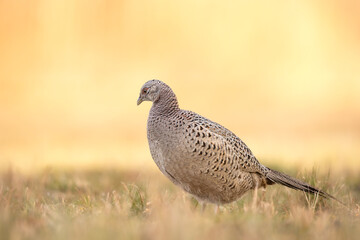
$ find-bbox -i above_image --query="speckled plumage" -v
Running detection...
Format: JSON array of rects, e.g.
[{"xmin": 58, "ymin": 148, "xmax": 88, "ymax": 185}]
[{"xmin": 137, "ymin": 80, "xmax": 339, "ymax": 204}]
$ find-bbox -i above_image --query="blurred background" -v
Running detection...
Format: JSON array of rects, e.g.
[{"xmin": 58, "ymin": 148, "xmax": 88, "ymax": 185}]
[{"xmin": 0, "ymin": 0, "xmax": 359, "ymax": 173}]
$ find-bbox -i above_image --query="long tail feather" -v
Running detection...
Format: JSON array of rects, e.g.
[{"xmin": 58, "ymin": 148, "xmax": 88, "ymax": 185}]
[{"xmin": 266, "ymin": 168, "xmax": 344, "ymax": 205}]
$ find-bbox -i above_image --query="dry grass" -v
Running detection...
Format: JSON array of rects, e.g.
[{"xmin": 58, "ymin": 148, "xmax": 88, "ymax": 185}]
[{"xmin": 0, "ymin": 166, "xmax": 359, "ymax": 240}]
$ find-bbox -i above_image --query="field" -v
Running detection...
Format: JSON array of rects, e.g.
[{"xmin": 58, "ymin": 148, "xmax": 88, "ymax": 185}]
[
  {"xmin": 1, "ymin": 1, "xmax": 360, "ymax": 239},
  {"xmin": 1, "ymin": 166, "xmax": 359, "ymax": 240}
]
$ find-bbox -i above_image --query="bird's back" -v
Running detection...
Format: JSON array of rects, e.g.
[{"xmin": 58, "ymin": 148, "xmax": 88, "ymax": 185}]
[{"xmin": 147, "ymin": 107, "xmax": 268, "ymax": 204}]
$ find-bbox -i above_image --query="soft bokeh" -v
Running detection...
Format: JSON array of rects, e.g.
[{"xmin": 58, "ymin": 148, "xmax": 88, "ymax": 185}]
[{"xmin": 0, "ymin": 0, "xmax": 359, "ymax": 172}]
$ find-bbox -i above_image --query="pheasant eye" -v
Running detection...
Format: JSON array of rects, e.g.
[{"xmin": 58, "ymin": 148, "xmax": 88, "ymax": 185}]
[{"xmin": 142, "ymin": 88, "xmax": 148, "ymax": 94}]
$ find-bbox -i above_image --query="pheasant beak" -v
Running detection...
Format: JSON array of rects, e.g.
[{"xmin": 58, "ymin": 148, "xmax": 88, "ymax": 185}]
[{"xmin": 137, "ymin": 96, "xmax": 143, "ymax": 105}]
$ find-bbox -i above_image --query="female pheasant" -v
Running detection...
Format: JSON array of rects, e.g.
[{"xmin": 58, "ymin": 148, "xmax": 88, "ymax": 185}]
[{"xmin": 137, "ymin": 79, "xmax": 339, "ymax": 205}]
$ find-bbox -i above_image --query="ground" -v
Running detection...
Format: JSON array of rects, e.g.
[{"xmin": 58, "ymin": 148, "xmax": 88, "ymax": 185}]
[{"xmin": 0, "ymin": 166, "xmax": 359, "ymax": 240}]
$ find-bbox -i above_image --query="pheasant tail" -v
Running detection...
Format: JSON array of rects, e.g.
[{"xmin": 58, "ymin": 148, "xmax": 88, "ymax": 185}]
[{"xmin": 265, "ymin": 168, "xmax": 343, "ymax": 204}]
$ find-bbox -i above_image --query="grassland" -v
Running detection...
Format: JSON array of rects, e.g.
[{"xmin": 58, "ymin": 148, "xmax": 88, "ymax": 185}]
[{"xmin": 0, "ymin": 166, "xmax": 359, "ymax": 240}]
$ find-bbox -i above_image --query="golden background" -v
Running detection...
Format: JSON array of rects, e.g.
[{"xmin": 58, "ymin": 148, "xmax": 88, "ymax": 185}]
[{"xmin": 0, "ymin": 0, "xmax": 359, "ymax": 172}]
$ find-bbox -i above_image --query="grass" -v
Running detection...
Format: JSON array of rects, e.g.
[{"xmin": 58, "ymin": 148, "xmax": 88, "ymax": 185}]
[{"xmin": 0, "ymin": 166, "xmax": 359, "ymax": 240}]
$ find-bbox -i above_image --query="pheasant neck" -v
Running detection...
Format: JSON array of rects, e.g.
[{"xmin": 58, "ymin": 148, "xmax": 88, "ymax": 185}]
[{"xmin": 151, "ymin": 89, "xmax": 180, "ymax": 116}]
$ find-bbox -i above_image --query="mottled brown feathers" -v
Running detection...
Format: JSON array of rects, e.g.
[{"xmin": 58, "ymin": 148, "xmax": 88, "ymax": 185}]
[{"xmin": 139, "ymin": 79, "xmax": 340, "ymax": 205}]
